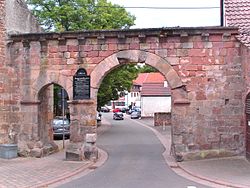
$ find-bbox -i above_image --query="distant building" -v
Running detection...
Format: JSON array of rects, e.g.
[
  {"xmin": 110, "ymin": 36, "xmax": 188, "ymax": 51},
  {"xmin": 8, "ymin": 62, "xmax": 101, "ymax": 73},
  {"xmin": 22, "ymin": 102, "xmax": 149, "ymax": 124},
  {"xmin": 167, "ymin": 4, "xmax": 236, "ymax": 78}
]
[
  {"xmin": 139, "ymin": 73, "xmax": 171, "ymax": 117},
  {"xmin": 129, "ymin": 72, "xmax": 171, "ymax": 117}
]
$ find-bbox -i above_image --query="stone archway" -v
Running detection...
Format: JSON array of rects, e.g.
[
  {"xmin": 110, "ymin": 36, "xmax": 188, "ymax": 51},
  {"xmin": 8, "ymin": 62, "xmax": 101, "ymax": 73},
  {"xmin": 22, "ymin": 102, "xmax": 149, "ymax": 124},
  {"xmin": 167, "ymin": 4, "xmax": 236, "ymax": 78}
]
[
  {"xmin": 19, "ymin": 74, "xmax": 72, "ymax": 157},
  {"xmin": 91, "ymin": 50, "xmax": 185, "ymax": 97},
  {"xmin": 90, "ymin": 50, "xmax": 189, "ymax": 161}
]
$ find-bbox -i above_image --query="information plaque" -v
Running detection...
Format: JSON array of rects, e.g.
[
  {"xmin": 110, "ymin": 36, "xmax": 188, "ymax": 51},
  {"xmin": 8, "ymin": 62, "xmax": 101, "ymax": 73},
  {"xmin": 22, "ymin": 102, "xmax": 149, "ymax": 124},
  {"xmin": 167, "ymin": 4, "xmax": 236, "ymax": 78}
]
[{"xmin": 73, "ymin": 68, "xmax": 90, "ymax": 100}]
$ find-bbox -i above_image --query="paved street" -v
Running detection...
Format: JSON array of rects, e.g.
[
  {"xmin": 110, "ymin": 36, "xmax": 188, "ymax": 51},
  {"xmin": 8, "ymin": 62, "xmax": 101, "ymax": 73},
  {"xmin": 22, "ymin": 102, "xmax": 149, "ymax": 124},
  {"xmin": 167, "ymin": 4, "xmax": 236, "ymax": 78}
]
[
  {"xmin": 58, "ymin": 113, "xmax": 210, "ymax": 188},
  {"xmin": 1, "ymin": 112, "xmax": 250, "ymax": 188}
]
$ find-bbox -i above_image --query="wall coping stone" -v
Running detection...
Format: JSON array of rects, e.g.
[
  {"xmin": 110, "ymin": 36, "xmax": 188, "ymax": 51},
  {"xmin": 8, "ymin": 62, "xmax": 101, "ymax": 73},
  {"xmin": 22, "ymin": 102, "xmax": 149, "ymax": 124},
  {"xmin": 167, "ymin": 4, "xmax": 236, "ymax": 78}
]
[{"xmin": 9, "ymin": 27, "xmax": 239, "ymax": 42}]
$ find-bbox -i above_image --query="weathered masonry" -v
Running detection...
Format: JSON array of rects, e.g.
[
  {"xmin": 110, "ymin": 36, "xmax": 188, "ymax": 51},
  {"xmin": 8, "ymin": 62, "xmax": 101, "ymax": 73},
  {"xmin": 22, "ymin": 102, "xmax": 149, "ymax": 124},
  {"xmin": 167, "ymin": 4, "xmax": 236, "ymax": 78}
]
[{"xmin": 2, "ymin": 25, "xmax": 250, "ymax": 161}]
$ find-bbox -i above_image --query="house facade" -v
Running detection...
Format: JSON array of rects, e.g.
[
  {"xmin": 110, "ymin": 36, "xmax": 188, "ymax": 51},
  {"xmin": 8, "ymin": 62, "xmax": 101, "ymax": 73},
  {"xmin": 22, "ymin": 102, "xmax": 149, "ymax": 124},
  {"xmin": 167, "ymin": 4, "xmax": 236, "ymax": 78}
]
[
  {"xmin": 141, "ymin": 82, "xmax": 171, "ymax": 117},
  {"xmin": 132, "ymin": 72, "xmax": 171, "ymax": 117}
]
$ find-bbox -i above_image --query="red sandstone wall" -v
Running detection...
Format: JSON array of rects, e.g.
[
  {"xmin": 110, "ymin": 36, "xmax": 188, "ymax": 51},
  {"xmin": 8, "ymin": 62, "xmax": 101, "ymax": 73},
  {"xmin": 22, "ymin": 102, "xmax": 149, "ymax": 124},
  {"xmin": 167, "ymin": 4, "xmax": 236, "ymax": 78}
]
[
  {"xmin": 0, "ymin": 0, "xmax": 41, "ymax": 146},
  {"xmin": 8, "ymin": 28, "xmax": 246, "ymax": 160},
  {"xmin": 5, "ymin": 0, "xmax": 41, "ymax": 34},
  {"xmin": 0, "ymin": 0, "xmax": 6, "ymax": 64}
]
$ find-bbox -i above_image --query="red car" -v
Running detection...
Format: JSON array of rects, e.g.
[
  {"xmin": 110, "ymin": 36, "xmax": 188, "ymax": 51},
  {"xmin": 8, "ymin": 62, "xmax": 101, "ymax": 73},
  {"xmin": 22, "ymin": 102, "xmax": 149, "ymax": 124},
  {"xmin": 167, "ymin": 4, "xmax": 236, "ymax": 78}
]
[{"xmin": 113, "ymin": 108, "xmax": 121, "ymax": 113}]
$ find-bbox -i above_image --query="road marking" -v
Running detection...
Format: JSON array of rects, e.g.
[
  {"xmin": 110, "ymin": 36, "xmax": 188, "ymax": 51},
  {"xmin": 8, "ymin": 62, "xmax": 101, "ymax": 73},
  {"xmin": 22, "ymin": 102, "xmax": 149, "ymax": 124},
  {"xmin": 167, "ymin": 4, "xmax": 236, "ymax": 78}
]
[{"xmin": 187, "ymin": 186, "xmax": 196, "ymax": 188}]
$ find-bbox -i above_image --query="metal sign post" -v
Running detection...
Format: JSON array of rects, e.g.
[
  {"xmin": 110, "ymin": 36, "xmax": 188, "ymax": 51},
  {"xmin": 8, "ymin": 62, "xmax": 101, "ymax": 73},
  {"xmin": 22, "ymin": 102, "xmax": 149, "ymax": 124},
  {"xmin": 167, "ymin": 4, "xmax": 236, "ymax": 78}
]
[{"xmin": 62, "ymin": 88, "xmax": 65, "ymax": 149}]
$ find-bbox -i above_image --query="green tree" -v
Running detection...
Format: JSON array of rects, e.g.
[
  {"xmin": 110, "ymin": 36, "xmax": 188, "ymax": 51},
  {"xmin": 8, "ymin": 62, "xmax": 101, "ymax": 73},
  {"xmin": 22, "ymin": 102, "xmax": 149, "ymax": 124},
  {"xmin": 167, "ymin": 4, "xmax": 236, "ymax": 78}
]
[
  {"xmin": 138, "ymin": 64, "xmax": 158, "ymax": 73},
  {"xmin": 97, "ymin": 64, "xmax": 139, "ymax": 108},
  {"xmin": 26, "ymin": 0, "xmax": 137, "ymax": 109},
  {"xmin": 26, "ymin": 0, "xmax": 135, "ymax": 31}
]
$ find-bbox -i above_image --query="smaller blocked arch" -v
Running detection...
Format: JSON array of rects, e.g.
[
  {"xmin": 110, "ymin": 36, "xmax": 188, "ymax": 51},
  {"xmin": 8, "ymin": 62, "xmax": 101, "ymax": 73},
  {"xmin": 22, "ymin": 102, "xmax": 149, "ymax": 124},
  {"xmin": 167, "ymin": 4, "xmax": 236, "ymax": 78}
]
[{"xmin": 33, "ymin": 75, "xmax": 73, "ymax": 101}]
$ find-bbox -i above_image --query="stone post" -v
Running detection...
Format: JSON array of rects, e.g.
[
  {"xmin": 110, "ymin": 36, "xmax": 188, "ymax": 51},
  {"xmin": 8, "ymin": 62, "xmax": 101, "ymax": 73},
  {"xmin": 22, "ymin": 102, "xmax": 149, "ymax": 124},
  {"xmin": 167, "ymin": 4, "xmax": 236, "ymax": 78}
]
[{"xmin": 66, "ymin": 100, "xmax": 97, "ymax": 161}]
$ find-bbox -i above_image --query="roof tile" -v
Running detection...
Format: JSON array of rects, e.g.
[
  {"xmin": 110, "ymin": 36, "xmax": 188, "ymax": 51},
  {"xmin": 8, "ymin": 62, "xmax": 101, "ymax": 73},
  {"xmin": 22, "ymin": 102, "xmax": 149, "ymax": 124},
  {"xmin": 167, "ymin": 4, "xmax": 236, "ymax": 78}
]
[
  {"xmin": 141, "ymin": 83, "xmax": 171, "ymax": 96},
  {"xmin": 225, "ymin": 0, "xmax": 250, "ymax": 45}
]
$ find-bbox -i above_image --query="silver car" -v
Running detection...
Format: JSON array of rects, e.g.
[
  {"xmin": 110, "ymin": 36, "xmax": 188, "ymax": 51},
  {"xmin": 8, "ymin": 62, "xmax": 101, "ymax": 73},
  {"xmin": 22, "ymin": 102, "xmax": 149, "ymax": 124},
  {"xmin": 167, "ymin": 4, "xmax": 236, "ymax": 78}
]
[
  {"xmin": 130, "ymin": 111, "xmax": 141, "ymax": 119},
  {"xmin": 52, "ymin": 117, "xmax": 70, "ymax": 139}
]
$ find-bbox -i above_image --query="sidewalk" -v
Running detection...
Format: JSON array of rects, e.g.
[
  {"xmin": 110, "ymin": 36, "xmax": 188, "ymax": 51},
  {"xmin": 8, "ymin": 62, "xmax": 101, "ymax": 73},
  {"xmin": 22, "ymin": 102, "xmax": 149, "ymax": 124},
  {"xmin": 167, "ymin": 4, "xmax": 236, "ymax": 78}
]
[
  {"xmin": 138, "ymin": 117, "xmax": 250, "ymax": 188},
  {"xmin": 1, "ymin": 116, "xmax": 250, "ymax": 188},
  {"xmin": 0, "ymin": 120, "xmax": 110, "ymax": 188}
]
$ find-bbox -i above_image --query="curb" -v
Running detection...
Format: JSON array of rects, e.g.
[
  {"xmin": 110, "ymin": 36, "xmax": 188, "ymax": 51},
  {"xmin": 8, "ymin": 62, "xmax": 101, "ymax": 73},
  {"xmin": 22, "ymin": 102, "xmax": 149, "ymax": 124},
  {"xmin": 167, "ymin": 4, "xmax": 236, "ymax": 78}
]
[
  {"xmin": 134, "ymin": 119, "xmax": 246, "ymax": 188},
  {"xmin": 41, "ymin": 148, "xmax": 108, "ymax": 188},
  {"xmin": 176, "ymin": 163, "xmax": 249, "ymax": 188},
  {"xmin": 45, "ymin": 119, "xmax": 112, "ymax": 187}
]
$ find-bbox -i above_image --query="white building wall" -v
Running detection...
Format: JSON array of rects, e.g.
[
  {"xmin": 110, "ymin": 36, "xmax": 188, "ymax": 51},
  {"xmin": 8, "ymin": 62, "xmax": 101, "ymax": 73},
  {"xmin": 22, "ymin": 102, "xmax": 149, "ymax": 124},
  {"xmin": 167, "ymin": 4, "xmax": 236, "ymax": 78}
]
[
  {"xmin": 127, "ymin": 91, "xmax": 141, "ymax": 107},
  {"xmin": 141, "ymin": 96, "xmax": 171, "ymax": 117}
]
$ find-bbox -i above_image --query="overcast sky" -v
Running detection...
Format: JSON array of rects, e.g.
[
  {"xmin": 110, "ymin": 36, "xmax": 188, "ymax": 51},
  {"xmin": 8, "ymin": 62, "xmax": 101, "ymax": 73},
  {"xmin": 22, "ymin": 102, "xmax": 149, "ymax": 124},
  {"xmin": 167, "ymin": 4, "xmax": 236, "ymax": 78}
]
[{"xmin": 109, "ymin": 0, "xmax": 221, "ymax": 28}]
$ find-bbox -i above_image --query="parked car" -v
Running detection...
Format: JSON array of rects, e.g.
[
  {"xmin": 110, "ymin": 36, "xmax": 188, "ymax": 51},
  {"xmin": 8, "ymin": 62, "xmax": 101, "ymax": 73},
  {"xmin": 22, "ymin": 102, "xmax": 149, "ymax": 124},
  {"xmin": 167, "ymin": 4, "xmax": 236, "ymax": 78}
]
[
  {"xmin": 113, "ymin": 112, "xmax": 124, "ymax": 120},
  {"xmin": 130, "ymin": 111, "xmax": 141, "ymax": 119},
  {"xmin": 113, "ymin": 108, "xmax": 121, "ymax": 113},
  {"xmin": 96, "ymin": 111, "xmax": 102, "ymax": 122},
  {"xmin": 128, "ymin": 107, "xmax": 141, "ymax": 114},
  {"xmin": 52, "ymin": 117, "xmax": 70, "ymax": 139},
  {"xmin": 100, "ymin": 106, "xmax": 110, "ymax": 112}
]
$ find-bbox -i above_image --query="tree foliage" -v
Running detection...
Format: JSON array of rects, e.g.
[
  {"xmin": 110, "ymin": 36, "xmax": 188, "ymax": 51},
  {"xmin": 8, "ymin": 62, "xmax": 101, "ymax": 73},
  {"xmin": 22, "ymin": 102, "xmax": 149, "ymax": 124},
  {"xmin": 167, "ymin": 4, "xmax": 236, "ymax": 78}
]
[
  {"xmin": 138, "ymin": 64, "xmax": 158, "ymax": 73},
  {"xmin": 97, "ymin": 64, "xmax": 139, "ymax": 108},
  {"xmin": 26, "ymin": 0, "xmax": 138, "ymax": 108},
  {"xmin": 25, "ymin": 0, "xmax": 136, "ymax": 31}
]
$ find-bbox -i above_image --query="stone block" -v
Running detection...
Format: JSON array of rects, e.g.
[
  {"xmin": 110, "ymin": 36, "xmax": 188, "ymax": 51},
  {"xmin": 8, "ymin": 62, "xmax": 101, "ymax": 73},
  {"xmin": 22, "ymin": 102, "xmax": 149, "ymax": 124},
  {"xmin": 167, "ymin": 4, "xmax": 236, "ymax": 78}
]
[
  {"xmin": 204, "ymin": 42, "xmax": 213, "ymax": 48},
  {"xmin": 188, "ymin": 49, "xmax": 206, "ymax": 57},
  {"xmin": 209, "ymin": 35, "xmax": 222, "ymax": 42},
  {"xmin": 129, "ymin": 43, "xmax": 140, "ymax": 50},
  {"xmin": 68, "ymin": 45, "xmax": 78, "ymax": 52},
  {"xmin": 165, "ymin": 57, "xmax": 179, "ymax": 65},
  {"xmin": 84, "ymin": 143, "xmax": 98, "ymax": 162},
  {"xmin": 108, "ymin": 43, "xmax": 117, "ymax": 51},
  {"xmin": 87, "ymin": 51, "xmax": 99, "ymax": 57},
  {"xmin": 177, "ymin": 49, "xmax": 189, "ymax": 57},
  {"xmin": 80, "ymin": 45, "xmax": 93, "ymax": 51},
  {"xmin": 193, "ymin": 41, "xmax": 204, "ymax": 48},
  {"xmin": 153, "ymin": 48, "xmax": 166, "ymax": 57},
  {"xmin": 65, "ymin": 142, "xmax": 84, "ymax": 161},
  {"xmin": 154, "ymin": 112, "xmax": 171, "ymax": 126},
  {"xmin": 182, "ymin": 42, "xmax": 193, "ymax": 49},
  {"xmin": 30, "ymin": 148, "xmax": 42, "ymax": 158},
  {"xmin": 64, "ymin": 52, "xmax": 70, "ymax": 59},
  {"xmin": 85, "ymin": 133, "xmax": 97, "ymax": 143},
  {"xmin": 35, "ymin": 141, "xmax": 43, "ymax": 148}
]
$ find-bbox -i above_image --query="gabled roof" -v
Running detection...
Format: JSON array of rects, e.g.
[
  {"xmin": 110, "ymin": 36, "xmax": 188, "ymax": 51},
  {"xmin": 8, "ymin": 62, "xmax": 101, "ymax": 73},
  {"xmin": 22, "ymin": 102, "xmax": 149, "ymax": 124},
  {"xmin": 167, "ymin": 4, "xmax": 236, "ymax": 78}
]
[
  {"xmin": 141, "ymin": 83, "xmax": 171, "ymax": 96},
  {"xmin": 133, "ymin": 73, "xmax": 148, "ymax": 86},
  {"xmin": 133, "ymin": 72, "xmax": 165, "ymax": 85},
  {"xmin": 133, "ymin": 72, "xmax": 170, "ymax": 96},
  {"xmin": 224, "ymin": 0, "xmax": 250, "ymax": 46},
  {"xmin": 144, "ymin": 72, "xmax": 165, "ymax": 83}
]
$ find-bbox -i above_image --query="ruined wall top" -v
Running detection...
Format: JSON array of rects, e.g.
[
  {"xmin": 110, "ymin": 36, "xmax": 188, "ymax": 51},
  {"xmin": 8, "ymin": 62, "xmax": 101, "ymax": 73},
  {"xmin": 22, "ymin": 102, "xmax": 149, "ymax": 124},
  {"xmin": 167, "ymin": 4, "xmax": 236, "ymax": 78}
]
[{"xmin": 5, "ymin": 0, "xmax": 42, "ymax": 35}]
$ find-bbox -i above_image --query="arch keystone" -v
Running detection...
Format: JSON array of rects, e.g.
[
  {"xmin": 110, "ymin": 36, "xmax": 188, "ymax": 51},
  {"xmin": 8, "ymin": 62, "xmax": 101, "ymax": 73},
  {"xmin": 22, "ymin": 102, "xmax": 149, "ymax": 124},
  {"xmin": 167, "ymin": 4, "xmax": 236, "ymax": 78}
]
[{"xmin": 116, "ymin": 50, "xmax": 148, "ymax": 63}]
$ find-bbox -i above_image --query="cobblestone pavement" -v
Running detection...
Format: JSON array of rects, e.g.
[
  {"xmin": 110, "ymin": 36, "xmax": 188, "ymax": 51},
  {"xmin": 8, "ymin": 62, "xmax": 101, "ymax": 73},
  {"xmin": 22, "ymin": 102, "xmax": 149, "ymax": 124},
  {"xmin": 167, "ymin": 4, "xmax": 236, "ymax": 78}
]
[
  {"xmin": 0, "ymin": 151, "xmax": 93, "ymax": 188},
  {"xmin": 0, "ymin": 119, "xmax": 111, "ymax": 188}
]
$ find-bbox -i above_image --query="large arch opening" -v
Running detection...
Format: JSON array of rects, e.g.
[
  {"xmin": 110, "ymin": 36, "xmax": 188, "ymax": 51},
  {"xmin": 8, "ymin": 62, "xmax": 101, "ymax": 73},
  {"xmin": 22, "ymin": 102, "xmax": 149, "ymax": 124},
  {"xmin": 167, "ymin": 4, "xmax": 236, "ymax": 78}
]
[
  {"xmin": 91, "ymin": 50, "xmax": 183, "ymax": 96},
  {"xmin": 91, "ymin": 50, "xmax": 188, "ymax": 161}
]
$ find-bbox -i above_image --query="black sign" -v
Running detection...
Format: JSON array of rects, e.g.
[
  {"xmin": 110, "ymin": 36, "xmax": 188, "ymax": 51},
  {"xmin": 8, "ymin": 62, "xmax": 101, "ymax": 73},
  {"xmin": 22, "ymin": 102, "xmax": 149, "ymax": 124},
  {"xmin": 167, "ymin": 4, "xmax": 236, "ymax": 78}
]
[{"xmin": 73, "ymin": 69, "xmax": 90, "ymax": 100}]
